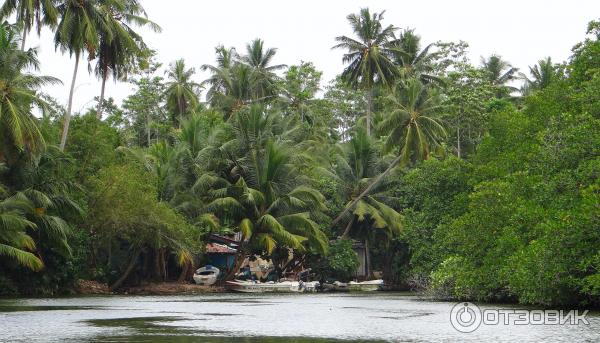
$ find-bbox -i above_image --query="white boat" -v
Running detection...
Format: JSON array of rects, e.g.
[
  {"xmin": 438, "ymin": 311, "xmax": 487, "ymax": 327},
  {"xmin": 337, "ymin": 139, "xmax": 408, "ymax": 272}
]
[
  {"xmin": 348, "ymin": 279, "xmax": 384, "ymax": 292},
  {"xmin": 193, "ymin": 265, "xmax": 220, "ymax": 286},
  {"xmin": 225, "ymin": 280, "xmax": 319, "ymax": 293}
]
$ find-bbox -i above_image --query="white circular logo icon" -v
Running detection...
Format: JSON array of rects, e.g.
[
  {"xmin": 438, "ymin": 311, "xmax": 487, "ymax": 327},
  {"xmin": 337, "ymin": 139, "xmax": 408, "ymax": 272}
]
[{"xmin": 450, "ymin": 302, "xmax": 482, "ymax": 333}]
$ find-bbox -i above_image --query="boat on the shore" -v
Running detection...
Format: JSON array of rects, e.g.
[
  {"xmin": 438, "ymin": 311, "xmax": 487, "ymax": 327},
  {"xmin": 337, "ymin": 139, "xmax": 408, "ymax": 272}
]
[
  {"xmin": 320, "ymin": 281, "xmax": 350, "ymax": 292},
  {"xmin": 193, "ymin": 265, "xmax": 220, "ymax": 286},
  {"xmin": 225, "ymin": 280, "xmax": 319, "ymax": 293},
  {"xmin": 321, "ymin": 279, "xmax": 384, "ymax": 292},
  {"xmin": 348, "ymin": 279, "xmax": 384, "ymax": 291}
]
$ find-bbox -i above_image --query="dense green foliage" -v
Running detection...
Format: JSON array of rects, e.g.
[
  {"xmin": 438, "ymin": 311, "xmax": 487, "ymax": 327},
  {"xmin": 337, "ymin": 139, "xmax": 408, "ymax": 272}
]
[{"xmin": 0, "ymin": 3, "xmax": 598, "ymax": 307}]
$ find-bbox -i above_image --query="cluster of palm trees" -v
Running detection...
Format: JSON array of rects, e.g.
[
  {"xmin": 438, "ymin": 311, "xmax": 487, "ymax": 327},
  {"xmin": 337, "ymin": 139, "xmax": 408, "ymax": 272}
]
[
  {"xmin": 1, "ymin": 0, "xmax": 159, "ymax": 151},
  {"xmin": 330, "ymin": 8, "xmax": 448, "ymax": 233},
  {"xmin": 0, "ymin": 2, "xmax": 564, "ymax": 283},
  {"xmin": 201, "ymin": 39, "xmax": 286, "ymax": 117}
]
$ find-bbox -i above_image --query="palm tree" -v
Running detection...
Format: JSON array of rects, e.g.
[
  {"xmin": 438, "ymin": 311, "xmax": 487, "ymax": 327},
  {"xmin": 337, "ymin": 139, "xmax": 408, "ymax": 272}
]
[
  {"xmin": 521, "ymin": 57, "xmax": 557, "ymax": 94},
  {"xmin": 194, "ymin": 140, "xmax": 329, "ymax": 279},
  {"xmin": 480, "ymin": 54, "xmax": 519, "ymax": 97},
  {"xmin": 55, "ymin": 0, "xmax": 104, "ymax": 151},
  {"xmin": 393, "ymin": 29, "xmax": 444, "ymax": 86},
  {"xmin": 330, "ymin": 129, "xmax": 401, "ymax": 277},
  {"xmin": 10, "ymin": 146, "xmax": 82, "ymax": 257},
  {"xmin": 94, "ymin": 0, "xmax": 161, "ymax": 118},
  {"xmin": 333, "ymin": 8, "xmax": 400, "ymax": 136},
  {"xmin": 331, "ymin": 79, "xmax": 446, "ymax": 227},
  {"xmin": 164, "ymin": 59, "xmax": 200, "ymax": 127},
  {"xmin": 0, "ymin": 188, "xmax": 43, "ymax": 271},
  {"xmin": 0, "ymin": 0, "xmax": 59, "ymax": 50},
  {"xmin": 201, "ymin": 46, "xmax": 253, "ymax": 116},
  {"xmin": 201, "ymin": 45, "xmax": 237, "ymax": 103},
  {"xmin": 0, "ymin": 23, "xmax": 60, "ymax": 163},
  {"xmin": 242, "ymin": 38, "xmax": 286, "ymax": 101}
]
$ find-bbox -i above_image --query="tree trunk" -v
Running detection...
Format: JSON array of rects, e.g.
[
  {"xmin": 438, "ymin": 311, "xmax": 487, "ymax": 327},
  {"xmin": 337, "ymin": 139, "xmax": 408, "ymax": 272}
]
[
  {"xmin": 178, "ymin": 260, "xmax": 193, "ymax": 282},
  {"xmin": 223, "ymin": 246, "xmax": 247, "ymax": 282},
  {"xmin": 21, "ymin": 27, "xmax": 27, "ymax": 51},
  {"xmin": 366, "ymin": 89, "xmax": 372, "ymax": 136},
  {"xmin": 365, "ymin": 239, "xmax": 373, "ymax": 280},
  {"xmin": 341, "ymin": 217, "xmax": 354, "ymax": 238},
  {"xmin": 456, "ymin": 126, "xmax": 461, "ymax": 159},
  {"xmin": 60, "ymin": 54, "xmax": 80, "ymax": 152},
  {"xmin": 146, "ymin": 112, "xmax": 151, "ymax": 146},
  {"xmin": 154, "ymin": 248, "xmax": 162, "ymax": 280},
  {"xmin": 96, "ymin": 69, "xmax": 107, "ymax": 119},
  {"xmin": 154, "ymin": 248, "xmax": 167, "ymax": 281},
  {"xmin": 109, "ymin": 249, "xmax": 141, "ymax": 291},
  {"xmin": 331, "ymin": 154, "xmax": 404, "ymax": 228}
]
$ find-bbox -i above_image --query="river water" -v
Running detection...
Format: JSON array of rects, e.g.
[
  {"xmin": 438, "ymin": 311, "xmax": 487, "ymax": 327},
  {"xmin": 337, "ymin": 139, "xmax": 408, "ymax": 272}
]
[{"xmin": 0, "ymin": 292, "xmax": 598, "ymax": 342}]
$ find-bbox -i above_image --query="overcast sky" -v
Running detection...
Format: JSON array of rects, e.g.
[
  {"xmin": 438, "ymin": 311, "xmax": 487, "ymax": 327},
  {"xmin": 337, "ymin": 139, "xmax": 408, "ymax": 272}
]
[{"xmin": 25, "ymin": 0, "xmax": 600, "ymax": 113}]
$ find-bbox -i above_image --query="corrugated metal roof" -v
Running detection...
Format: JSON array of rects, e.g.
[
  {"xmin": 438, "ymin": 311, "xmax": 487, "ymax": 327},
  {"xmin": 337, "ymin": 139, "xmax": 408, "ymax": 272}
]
[{"xmin": 206, "ymin": 243, "xmax": 237, "ymax": 254}]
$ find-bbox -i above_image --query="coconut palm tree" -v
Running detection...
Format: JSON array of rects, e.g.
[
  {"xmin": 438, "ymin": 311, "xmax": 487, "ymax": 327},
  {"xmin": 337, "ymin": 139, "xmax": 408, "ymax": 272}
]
[
  {"xmin": 393, "ymin": 29, "xmax": 444, "ymax": 86},
  {"xmin": 10, "ymin": 146, "xmax": 82, "ymax": 257},
  {"xmin": 194, "ymin": 140, "xmax": 329, "ymax": 279},
  {"xmin": 201, "ymin": 46, "xmax": 255, "ymax": 116},
  {"xmin": 201, "ymin": 45, "xmax": 237, "ymax": 103},
  {"xmin": 330, "ymin": 129, "xmax": 402, "ymax": 277},
  {"xmin": 0, "ymin": 187, "xmax": 43, "ymax": 271},
  {"xmin": 0, "ymin": 23, "xmax": 60, "ymax": 163},
  {"xmin": 331, "ymin": 79, "xmax": 446, "ymax": 227},
  {"xmin": 94, "ymin": 0, "xmax": 161, "ymax": 118},
  {"xmin": 480, "ymin": 54, "xmax": 519, "ymax": 97},
  {"xmin": 55, "ymin": 0, "xmax": 104, "ymax": 151},
  {"xmin": 521, "ymin": 57, "xmax": 557, "ymax": 95},
  {"xmin": 0, "ymin": 0, "xmax": 59, "ymax": 50},
  {"xmin": 164, "ymin": 59, "xmax": 200, "ymax": 127},
  {"xmin": 333, "ymin": 8, "xmax": 400, "ymax": 136},
  {"xmin": 242, "ymin": 38, "xmax": 286, "ymax": 101}
]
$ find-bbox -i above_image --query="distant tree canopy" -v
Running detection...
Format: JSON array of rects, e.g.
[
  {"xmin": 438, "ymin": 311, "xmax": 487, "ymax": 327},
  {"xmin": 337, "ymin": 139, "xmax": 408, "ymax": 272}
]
[{"xmin": 0, "ymin": 4, "xmax": 598, "ymax": 307}]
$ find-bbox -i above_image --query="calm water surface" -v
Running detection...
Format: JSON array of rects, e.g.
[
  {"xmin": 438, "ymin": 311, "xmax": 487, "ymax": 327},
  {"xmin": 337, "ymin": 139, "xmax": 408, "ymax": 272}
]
[{"xmin": 0, "ymin": 293, "xmax": 598, "ymax": 342}]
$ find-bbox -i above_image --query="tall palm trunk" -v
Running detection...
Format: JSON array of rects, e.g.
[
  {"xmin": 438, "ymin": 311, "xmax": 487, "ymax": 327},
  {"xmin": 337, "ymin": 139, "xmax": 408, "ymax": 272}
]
[
  {"xmin": 60, "ymin": 54, "xmax": 80, "ymax": 151},
  {"xmin": 21, "ymin": 27, "xmax": 27, "ymax": 51},
  {"xmin": 96, "ymin": 67, "xmax": 108, "ymax": 119},
  {"xmin": 146, "ymin": 113, "xmax": 151, "ymax": 146},
  {"xmin": 341, "ymin": 217, "xmax": 354, "ymax": 238},
  {"xmin": 332, "ymin": 153, "xmax": 404, "ymax": 227},
  {"xmin": 365, "ymin": 89, "xmax": 372, "ymax": 136},
  {"xmin": 365, "ymin": 239, "xmax": 373, "ymax": 279},
  {"xmin": 456, "ymin": 126, "xmax": 461, "ymax": 159},
  {"xmin": 177, "ymin": 96, "xmax": 185, "ymax": 127}
]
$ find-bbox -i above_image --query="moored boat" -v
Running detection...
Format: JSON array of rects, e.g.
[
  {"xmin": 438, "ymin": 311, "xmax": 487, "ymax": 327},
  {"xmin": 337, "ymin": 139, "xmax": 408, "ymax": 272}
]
[
  {"xmin": 347, "ymin": 279, "xmax": 384, "ymax": 291},
  {"xmin": 225, "ymin": 280, "xmax": 319, "ymax": 293},
  {"xmin": 320, "ymin": 279, "xmax": 384, "ymax": 292},
  {"xmin": 193, "ymin": 265, "xmax": 220, "ymax": 286},
  {"xmin": 320, "ymin": 281, "xmax": 349, "ymax": 292}
]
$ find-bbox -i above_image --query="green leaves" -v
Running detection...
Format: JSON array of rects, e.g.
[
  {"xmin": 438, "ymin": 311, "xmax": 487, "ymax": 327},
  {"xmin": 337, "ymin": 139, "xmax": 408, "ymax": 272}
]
[
  {"xmin": 0, "ymin": 191, "xmax": 43, "ymax": 271},
  {"xmin": 380, "ymin": 78, "xmax": 447, "ymax": 164},
  {"xmin": 0, "ymin": 23, "xmax": 59, "ymax": 159},
  {"xmin": 333, "ymin": 8, "xmax": 400, "ymax": 89}
]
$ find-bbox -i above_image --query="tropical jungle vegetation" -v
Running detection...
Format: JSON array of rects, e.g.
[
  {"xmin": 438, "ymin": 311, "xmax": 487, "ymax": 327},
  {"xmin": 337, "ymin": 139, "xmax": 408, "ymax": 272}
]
[{"xmin": 0, "ymin": 2, "xmax": 598, "ymax": 308}]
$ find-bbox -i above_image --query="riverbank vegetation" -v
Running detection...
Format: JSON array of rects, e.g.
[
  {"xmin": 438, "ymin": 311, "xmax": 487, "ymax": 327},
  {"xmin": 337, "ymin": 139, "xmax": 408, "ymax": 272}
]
[{"xmin": 0, "ymin": 2, "xmax": 598, "ymax": 307}]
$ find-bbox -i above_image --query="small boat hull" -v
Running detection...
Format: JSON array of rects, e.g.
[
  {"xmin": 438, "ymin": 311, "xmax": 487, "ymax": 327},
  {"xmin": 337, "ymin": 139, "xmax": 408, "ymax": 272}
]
[
  {"xmin": 348, "ymin": 279, "xmax": 384, "ymax": 292},
  {"xmin": 225, "ymin": 280, "xmax": 318, "ymax": 293},
  {"xmin": 321, "ymin": 280, "xmax": 384, "ymax": 292},
  {"xmin": 193, "ymin": 266, "xmax": 220, "ymax": 286}
]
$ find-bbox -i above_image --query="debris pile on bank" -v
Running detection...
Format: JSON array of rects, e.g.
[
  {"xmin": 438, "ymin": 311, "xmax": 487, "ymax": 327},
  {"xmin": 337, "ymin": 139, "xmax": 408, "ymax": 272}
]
[{"xmin": 76, "ymin": 280, "xmax": 110, "ymax": 295}]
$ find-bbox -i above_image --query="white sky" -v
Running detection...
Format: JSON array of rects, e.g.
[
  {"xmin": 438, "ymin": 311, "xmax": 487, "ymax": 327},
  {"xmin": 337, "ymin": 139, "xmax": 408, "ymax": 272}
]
[{"xmin": 25, "ymin": 0, "xmax": 600, "ymax": 113}]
